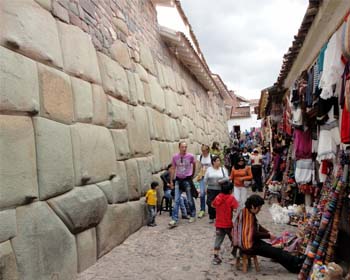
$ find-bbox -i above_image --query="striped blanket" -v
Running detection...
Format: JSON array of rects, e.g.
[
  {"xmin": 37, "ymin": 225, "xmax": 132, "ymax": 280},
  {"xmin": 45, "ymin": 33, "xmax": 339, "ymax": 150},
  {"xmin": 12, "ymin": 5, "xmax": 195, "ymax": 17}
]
[{"xmin": 232, "ymin": 208, "xmax": 255, "ymax": 250}]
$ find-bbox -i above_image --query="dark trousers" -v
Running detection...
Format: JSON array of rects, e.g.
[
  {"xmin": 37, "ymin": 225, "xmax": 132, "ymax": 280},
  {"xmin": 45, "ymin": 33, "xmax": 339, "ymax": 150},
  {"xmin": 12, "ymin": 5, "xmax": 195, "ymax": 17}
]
[
  {"xmin": 251, "ymin": 165, "xmax": 263, "ymax": 192},
  {"xmin": 251, "ymin": 240, "xmax": 301, "ymax": 273},
  {"xmin": 206, "ymin": 189, "xmax": 221, "ymax": 219}
]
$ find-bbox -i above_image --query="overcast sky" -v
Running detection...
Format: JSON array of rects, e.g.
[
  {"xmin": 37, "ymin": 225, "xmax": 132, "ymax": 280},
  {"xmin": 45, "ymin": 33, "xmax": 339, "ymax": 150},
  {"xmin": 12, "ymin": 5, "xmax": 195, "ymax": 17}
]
[{"xmin": 181, "ymin": 0, "xmax": 308, "ymax": 99}]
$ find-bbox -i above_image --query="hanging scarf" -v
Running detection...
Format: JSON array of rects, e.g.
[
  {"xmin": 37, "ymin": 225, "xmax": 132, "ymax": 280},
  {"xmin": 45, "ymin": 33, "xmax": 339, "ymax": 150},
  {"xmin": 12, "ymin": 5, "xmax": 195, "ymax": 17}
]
[{"xmin": 233, "ymin": 208, "xmax": 255, "ymax": 250}]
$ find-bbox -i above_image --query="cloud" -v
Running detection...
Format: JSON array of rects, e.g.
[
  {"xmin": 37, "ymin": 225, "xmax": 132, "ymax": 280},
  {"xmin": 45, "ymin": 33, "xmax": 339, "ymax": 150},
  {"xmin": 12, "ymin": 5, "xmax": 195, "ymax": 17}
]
[{"xmin": 181, "ymin": 0, "xmax": 308, "ymax": 98}]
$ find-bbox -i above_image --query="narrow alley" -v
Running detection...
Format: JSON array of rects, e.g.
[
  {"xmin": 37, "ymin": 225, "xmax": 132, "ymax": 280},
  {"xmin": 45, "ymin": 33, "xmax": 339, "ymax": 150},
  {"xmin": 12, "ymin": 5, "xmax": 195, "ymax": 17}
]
[{"xmin": 78, "ymin": 199, "xmax": 296, "ymax": 280}]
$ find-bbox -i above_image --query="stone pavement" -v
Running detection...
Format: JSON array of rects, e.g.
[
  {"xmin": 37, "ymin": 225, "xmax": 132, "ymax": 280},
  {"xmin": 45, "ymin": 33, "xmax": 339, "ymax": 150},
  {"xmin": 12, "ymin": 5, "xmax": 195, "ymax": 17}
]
[{"xmin": 77, "ymin": 199, "xmax": 297, "ymax": 280}]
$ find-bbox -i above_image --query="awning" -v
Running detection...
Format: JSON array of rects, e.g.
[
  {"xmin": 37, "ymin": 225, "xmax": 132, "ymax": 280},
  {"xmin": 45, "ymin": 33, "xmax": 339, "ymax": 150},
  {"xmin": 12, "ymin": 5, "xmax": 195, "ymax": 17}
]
[{"xmin": 159, "ymin": 26, "xmax": 219, "ymax": 94}]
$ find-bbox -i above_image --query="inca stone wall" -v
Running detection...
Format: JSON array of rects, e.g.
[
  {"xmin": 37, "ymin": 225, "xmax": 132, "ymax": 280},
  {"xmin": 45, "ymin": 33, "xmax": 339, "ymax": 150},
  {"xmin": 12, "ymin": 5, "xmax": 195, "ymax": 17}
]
[{"xmin": 0, "ymin": 0, "xmax": 229, "ymax": 278}]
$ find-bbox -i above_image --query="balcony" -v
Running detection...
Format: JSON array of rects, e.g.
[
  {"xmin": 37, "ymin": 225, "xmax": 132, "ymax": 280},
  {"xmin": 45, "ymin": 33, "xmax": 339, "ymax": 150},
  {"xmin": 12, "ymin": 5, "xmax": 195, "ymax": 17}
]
[{"xmin": 230, "ymin": 106, "xmax": 251, "ymax": 118}]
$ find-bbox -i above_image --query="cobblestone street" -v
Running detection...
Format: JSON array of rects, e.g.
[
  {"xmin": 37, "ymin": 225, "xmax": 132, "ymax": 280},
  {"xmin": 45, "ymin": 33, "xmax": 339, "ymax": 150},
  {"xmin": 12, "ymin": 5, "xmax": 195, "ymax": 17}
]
[{"xmin": 78, "ymin": 198, "xmax": 297, "ymax": 280}]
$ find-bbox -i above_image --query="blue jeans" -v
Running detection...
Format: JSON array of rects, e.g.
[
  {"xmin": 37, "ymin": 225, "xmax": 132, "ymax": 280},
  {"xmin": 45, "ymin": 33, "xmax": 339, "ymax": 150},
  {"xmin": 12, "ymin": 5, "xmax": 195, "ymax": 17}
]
[
  {"xmin": 199, "ymin": 178, "xmax": 206, "ymax": 212},
  {"xmin": 172, "ymin": 179, "xmax": 196, "ymax": 222},
  {"xmin": 164, "ymin": 189, "xmax": 187, "ymax": 217},
  {"xmin": 147, "ymin": 205, "xmax": 156, "ymax": 225}
]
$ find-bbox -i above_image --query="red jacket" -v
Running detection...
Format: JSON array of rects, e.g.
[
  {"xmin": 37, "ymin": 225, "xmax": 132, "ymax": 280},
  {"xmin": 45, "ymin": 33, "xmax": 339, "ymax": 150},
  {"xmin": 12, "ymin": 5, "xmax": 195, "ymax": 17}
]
[{"xmin": 212, "ymin": 193, "xmax": 239, "ymax": 228}]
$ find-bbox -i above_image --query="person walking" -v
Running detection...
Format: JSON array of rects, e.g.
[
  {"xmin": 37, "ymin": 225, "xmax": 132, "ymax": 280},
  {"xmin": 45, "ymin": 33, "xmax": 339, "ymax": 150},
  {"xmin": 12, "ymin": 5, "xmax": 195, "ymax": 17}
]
[
  {"xmin": 230, "ymin": 156, "xmax": 253, "ymax": 209},
  {"xmin": 251, "ymin": 148, "xmax": 263, "ymax": 192},
  {"xmin": 145, "ymin": 182, "xmax": 159, "ymax": 227},
  {"xmin": 210, "ymin": 141, "xmax": 224, "ymax": 165},
  {"xmin": 168, "ymin": 142, "xmax": 196, "ymax": 228},
  {"xmin": 211, "ymin": 181, "xmax": 239, "ymax": 265},
  {"xmin": 204, "ymin": 155, "xmax": 228, "ymax": 223},
  {"xmin": 196, "ymin": 144, "xmax": 212, "ymax": 218},
  {"xmin": 160, "ymin": 164, "xmax": 189, "ymax": 218}
]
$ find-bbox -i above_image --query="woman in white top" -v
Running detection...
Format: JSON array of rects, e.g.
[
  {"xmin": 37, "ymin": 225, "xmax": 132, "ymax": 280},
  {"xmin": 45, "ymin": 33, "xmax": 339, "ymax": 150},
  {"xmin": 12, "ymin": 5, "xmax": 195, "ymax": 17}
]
[
  {"xmin": 204, "ymin": 155, "xmax": 228, "ymax": 223},
  {"xmin": 196, "ymin": 144, "xmax": 212, "ymax": 218}
]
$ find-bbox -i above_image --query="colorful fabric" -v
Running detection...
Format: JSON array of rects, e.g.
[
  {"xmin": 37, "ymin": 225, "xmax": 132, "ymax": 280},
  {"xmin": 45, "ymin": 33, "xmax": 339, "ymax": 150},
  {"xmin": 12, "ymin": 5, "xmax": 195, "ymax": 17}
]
[{"xmin": 233, "ymin": 208, "xmax": 255, "ymax": 250}]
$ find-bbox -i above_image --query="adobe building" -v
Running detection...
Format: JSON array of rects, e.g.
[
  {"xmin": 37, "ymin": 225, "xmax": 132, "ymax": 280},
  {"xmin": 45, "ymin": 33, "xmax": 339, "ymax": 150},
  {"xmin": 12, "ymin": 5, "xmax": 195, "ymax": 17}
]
[{"xmin": 0, "ymin": 0, "xmax": 230, "ymax": 279}]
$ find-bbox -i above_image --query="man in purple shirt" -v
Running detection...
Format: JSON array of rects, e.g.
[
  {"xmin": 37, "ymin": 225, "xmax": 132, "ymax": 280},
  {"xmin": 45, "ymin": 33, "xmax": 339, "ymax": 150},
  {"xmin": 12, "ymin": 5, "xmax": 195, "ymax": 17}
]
[{"xmin": 169, "ymin": 141, "xmax": 196, "ymax": 227}]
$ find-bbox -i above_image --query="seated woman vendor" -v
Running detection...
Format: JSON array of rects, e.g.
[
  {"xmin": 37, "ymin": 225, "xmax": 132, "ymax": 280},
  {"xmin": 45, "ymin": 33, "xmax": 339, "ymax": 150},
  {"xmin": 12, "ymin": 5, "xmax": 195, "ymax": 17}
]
[{"xmin": 233, "ymin": 194, "xmax": 305, "ymax": 273}]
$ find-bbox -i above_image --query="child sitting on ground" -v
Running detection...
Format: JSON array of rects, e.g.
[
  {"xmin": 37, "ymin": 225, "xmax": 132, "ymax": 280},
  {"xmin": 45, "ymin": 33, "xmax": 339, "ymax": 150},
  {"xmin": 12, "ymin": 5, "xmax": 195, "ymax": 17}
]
[
  {"xmin": 145, "ymin": 181, "xmax": 159, "ymax": 227},
  {"xmin": 211, "ymin": 180, "xmax": 239, "ymax": 265}
]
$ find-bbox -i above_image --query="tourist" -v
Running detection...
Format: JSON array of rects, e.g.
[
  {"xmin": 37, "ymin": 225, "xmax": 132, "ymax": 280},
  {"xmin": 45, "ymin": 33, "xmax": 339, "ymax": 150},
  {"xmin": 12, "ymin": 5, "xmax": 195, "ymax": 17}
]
[
  {"xmin": 232, "ymin": 194, "xmax": 305, "ymax": 273},
  {"xmin": 211, "ymin": 180, "xmax": 239, "ymax": 265},
  {"xmin": 210, "ymin": 141, "xmax": 224, "ymax": 164},
  {"xmin": 251, "ymin": 148, "xmax": 263, "ymax": 192},
  {"xmin": 229, "ymin": 156, "xmax": 253, "ymax": 209},
  {"xmin": 204, "ymin": 155, "xmax": 229, "ymax": 223},
  {"xmin": 196, "ymin": 144, "xmax": 212, "ymax": 218},
  {"xmin": 145, "ymin": 181, "xmax": 159, "ymax": 227},
  {"xmin": 168, "ymin": 142, "xmax": 196, "ymax": 228},
  {"xmin": 242, "ymin": 147, "xmax": 251, "ymax": 165},
  {"xmin": 160, "ymin": 164, "xmax": 189, "ymax": 218},
  {"xmin": 262, "ymin": 146, "xmax": 271, "ymax": 181}
]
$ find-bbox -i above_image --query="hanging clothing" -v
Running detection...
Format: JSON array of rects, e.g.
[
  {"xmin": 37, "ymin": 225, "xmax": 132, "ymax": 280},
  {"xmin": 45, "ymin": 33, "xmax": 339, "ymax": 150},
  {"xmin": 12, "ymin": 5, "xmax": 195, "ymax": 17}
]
[
  {"xmin": 319, "ymin": 24, "xmax": 345, "ymax": 99},
  {"xmin": 316, "ymin": 120, "xmax": 341, "ymax": 162},
  {"xmin": 295, "ymin": 159, "xmax": 313, "ymax": 184},
  {"xmin": 317, "ymin": 96, "xmax": 339, "ymax": 125},
  {"xmin": 341, "ymin": 106, "xmax": 350, "ymax": 144},
  {"xmin": 294, "ymin": 128, "xmax": 312, "ymax": 160}
]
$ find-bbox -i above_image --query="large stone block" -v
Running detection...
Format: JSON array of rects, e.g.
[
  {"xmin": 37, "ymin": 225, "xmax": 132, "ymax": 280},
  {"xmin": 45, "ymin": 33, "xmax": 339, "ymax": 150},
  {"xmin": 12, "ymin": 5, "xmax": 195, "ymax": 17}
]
[
  {"xmin": 96, "ymin": 161, "xmax": 128, "ymax": 204},
  {"xmin": 115, "ymin": 161, "xmax": 129, "ymax": 203},
  {"xmin": 125, "ymin": 159, "xmax": 141, "ymax": 200},
  {"xmin": 110, "ymin": 40, "xmax": 132, "ymax": 69},
  {"xmin": 0, "ymin": 209, "xmax": 16, "ymax": 243},
  {"xmin": 164, "ymin": 89, "xmax": 179, "ymax": 118},
  {"xmin": 169, "ymin": 117, "xmax": 180, "ymax": 141},
  {"xmin": 163, "ymin": 65, "xmax": 177, "ymax": 91},
  {"xmin": 146, "ymin": 107, "xmax": 156, "ymax": 140},
  {"xmin": 76, "ymin": 228, "xmax": 97, "ymax": 273},
  {"xmin": 142, "ymin": 81, "xmax": 152, "ymax": 106},
  {"xmin": 110, "ymin": 129, "xmax": 131, "ymax": 160},
  {"xmin": 159, "ymin": 141, "xmax": 171, "ymax": 169},
  {"xmin": 97, "ymin": 52, "xmax": 129, "ymax": 102},
  {"xmin": 0, "ymin": 241, "xmax": 19, "ymax": 280},
  {"xmin": 48, "ymin": 185, "xmax": 107, "ymax": 234},
  {"xmin": 162, "ymin": 115, "xmax": 175, "ymax": 141},
  {"xmin": 137, "ymin": 157, "xmax": 153, "ymax": 196},
  {"xmin": 38, "ymin": 64, "xmax": 74, "ymax": 124},
  {"xmin": 0, "ymin": 0, "xmax": 63, "ymax": 68},
  {"xmin": 128, "ymin": 200, "xmax": 146, "ymax": 233},
  {"xmin": 34, "ymin": 0, "xmax": 52, "ymax": 11},
  {"xmin": 12, "ymin": 202, "xmax": 77, "ymax": 280},
  {"xmin": 92, "ymin": 84, "xmax": 108, "ymax": 126},
  {"xmin": 151, "ymin": 141, "xmax": 161, "ymax": 172},
  {"xmin": 126, "ymin": 70, "xmax": 139, "ymax": 106},
  {"xmin": 139, "ymin": 43, "xmax": 156, "ymax": 75},
  {"xmin": 107, "ymin": 96, "xmax": 129, "ymax": 129},
  {"xmin": 148, "ymin": 75, "xmax": 165, "ymax": 112},
  {"xmin": 33, "ymin": 117, "xmax": 74, "ymax": 200},
  {"xmin": 150, "ymin": 109, "xmax": 165, "ymax": 141},
  {"xmin": 134, "ymin": 73, "xmax": 145, "ymax": 104},
  {"xmin": 58, "ymin": 21, "xmax": 101, "ymax": 83},
  {"xmin": 135, "ymin": 63, "xmax": 149, "ymax": 83},
  {"xmin": 127, "ymin": 106, "xmax": 152, "ymax": 156},
  {"xmin": 0, "ymin": 46, "xmax": 39, "ymax": 113},
  {"xmin": 155, "ymin": 60, "xmax": 166, "ymax": 88},
  {"xmin": 71, "ymin": 76, "xmax": 93, "ymax": 123},
  {"xmin": 96, "ymin": 204, "xmax": 130, "ymax": 257},
  {"xmin": 0, "ymin": 116, "xmax": 38, "ymax": 210},
  {"xmin": 71, "ymin": 123, "xmax": 116, "ymax": 185}
]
